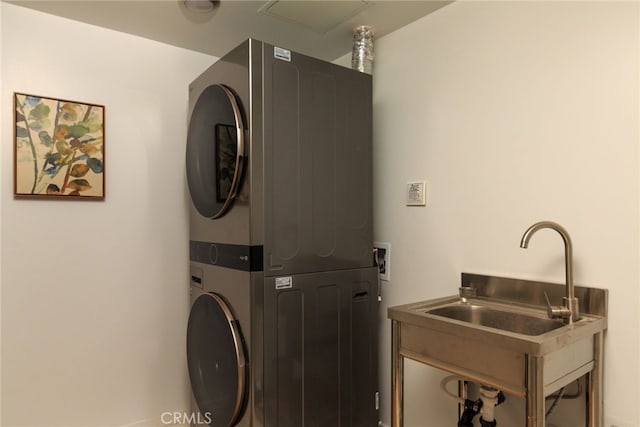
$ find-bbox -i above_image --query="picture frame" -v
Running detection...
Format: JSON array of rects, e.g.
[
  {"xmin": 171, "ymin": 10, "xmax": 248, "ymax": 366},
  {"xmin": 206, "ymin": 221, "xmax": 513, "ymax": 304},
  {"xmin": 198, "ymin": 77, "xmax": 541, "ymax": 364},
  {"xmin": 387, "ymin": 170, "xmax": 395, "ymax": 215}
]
[{"xmin": 14, "ymin": 92, "xmax": 105, "ymax": 200}]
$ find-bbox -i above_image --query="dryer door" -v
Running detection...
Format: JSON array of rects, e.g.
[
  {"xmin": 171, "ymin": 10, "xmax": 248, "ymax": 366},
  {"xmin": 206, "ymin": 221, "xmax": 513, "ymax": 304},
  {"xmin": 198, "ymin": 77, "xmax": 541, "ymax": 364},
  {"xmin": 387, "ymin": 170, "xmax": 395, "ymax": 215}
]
[
  {"xmin": 187, "ymin": 84, "xmax": 245, "ymax": 219},
  {"xmin": 187, "ymin": 293, "xmax": 247, "ymax": 426}
]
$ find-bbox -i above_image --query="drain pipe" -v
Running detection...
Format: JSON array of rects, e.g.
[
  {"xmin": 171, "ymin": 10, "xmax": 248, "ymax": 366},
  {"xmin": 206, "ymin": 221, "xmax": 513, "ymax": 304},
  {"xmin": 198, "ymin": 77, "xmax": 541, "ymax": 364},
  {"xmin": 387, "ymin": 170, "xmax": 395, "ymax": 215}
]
[
  {"xmin": 440, "ymin": 375, "xmax": 480, "ymax": 427},
  {"xmin": 479, "ymin": 386, "xmax": 504, "ymax": 427},
  {"xmin": 458, "ymin": 399, "xmax": 482, "ymax": 427},
  {"xmin": 441, "ymin": 376, "xmax": 505, "ymax": 426}
]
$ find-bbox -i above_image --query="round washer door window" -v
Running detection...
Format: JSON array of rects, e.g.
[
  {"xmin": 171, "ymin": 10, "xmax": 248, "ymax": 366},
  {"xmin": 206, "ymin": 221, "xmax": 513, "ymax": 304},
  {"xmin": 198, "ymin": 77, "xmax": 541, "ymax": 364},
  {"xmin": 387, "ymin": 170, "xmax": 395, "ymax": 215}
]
[
  {"xmin": 186, "ymin": 84, "xmax": 245, "ymax": 219},
  {"xmin": 187, "ymin": 293, "xmax": 247, "ymax": 426}
]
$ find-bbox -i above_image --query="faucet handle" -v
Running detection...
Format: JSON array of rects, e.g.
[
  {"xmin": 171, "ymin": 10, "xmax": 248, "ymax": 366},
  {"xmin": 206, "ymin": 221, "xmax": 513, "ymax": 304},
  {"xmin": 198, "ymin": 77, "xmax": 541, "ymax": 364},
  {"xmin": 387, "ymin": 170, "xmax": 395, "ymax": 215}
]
[{"xmin": 543, "ymin": 292, "xmax": 571, "ymax": 320}]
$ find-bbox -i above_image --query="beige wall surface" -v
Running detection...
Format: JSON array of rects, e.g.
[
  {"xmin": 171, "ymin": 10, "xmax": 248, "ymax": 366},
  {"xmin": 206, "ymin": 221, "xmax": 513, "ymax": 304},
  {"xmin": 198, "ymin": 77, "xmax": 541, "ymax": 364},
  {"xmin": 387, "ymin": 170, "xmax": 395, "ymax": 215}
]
[
  {"xmin": 1, "ymin": 3, "xmax": 214, "ymax": 426},
  {"xmin": 370, "ymin": 1, "xmax": 639, "ymax": 426}
]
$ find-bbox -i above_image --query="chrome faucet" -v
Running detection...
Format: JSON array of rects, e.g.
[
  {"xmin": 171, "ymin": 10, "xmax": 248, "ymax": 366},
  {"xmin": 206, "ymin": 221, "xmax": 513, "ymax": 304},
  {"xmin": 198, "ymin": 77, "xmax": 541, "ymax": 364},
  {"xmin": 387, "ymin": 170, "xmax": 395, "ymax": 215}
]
[{"xmin": 520, "ymin": 221, "xmax": 580, "ymax": 324}]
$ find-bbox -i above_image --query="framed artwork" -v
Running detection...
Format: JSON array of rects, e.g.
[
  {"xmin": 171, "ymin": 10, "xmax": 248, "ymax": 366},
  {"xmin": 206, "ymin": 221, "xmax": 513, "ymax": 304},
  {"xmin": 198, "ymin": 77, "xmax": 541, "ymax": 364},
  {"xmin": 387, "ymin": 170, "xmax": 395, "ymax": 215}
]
[{"xmin": 14, "ymin": 92, "xmax": 105, "ymax": 199}]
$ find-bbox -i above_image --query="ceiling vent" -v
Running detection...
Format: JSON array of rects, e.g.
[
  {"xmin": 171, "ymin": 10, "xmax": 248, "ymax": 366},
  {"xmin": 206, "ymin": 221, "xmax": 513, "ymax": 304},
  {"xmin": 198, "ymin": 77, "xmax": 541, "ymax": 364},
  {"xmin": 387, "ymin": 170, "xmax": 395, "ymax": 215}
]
[{"xmin": 259, "ymin": 0, "xmax": 370, "ymax": 34}]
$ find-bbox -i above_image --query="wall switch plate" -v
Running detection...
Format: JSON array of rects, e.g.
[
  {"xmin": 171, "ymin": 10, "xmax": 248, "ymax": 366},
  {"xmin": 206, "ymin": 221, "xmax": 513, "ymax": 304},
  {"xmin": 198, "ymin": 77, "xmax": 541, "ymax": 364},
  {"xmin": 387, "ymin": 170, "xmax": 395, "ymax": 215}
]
[
  {"xmin": 373, "ymin": 242, "xmax": 390, "ymax": 281},
  {"xmin": 406, "ymin": 181, "xmax": 426, "ymax": 206}
]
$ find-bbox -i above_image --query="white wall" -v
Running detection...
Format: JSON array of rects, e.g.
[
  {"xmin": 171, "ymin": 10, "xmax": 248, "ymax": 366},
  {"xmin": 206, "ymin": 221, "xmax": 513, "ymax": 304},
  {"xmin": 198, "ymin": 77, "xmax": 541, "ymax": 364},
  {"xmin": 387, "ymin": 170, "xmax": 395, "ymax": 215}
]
[
  {"xmin": 371, "ymin": 1, "xmax": 639, "ymax": 426},
  {"xmin": 0, "ymin": 4, "xmax": 214, "ymax": 426}
]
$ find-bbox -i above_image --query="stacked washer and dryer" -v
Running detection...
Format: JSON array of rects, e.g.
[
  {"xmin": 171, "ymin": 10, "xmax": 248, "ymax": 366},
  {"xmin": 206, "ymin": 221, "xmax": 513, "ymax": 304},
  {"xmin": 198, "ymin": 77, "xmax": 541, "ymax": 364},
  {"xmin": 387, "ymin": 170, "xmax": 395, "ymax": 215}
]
[{"xmin": 185, "ymin": 39, "xmax": 379, "ymax": 427}]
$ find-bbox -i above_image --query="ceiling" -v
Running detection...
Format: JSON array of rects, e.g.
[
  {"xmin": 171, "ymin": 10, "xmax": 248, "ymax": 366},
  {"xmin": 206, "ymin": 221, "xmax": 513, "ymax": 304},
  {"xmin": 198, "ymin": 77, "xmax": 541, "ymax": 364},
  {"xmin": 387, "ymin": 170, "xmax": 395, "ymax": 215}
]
[{"xmin": 7, "ymin": 0, "xmax": 451, "ymax": 61}]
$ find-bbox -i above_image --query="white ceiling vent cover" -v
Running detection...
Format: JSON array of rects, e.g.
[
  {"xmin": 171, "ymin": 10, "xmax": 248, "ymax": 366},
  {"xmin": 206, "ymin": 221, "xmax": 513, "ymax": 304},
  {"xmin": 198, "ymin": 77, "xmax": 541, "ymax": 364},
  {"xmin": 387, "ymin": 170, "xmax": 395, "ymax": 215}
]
[{"xmin": 260, "ymin": 0, "xmax": 370, "ymax": 34}]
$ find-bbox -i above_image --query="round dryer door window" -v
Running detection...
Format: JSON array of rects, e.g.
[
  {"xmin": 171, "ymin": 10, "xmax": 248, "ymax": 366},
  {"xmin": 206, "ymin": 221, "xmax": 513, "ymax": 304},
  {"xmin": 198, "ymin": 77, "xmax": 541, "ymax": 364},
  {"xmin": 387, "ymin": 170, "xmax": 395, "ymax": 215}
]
[
  {"xmin": 186, "ymin": 84, "xmax": 245, "ymax": 219},
  {"xmin": 187, "ymin": 293, "xmax": 247, "ymax": 426}
]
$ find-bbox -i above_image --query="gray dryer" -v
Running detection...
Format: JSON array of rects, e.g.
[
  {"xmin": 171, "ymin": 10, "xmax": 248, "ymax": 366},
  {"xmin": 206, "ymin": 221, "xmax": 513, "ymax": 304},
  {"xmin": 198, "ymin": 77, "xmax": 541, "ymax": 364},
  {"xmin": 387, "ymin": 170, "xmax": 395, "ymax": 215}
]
[{"xmin": 186, "ymin": 39, "xmax": 379, "ymax": 427}]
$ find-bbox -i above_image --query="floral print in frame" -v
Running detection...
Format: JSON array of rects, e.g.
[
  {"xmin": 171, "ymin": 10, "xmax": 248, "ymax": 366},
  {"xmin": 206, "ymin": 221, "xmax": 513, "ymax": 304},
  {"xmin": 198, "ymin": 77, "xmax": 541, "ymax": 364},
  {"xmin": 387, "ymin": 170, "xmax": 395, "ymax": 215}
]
[{"xmin": 14, "ymin": 92, "xmax": 105, "ymax": 199}]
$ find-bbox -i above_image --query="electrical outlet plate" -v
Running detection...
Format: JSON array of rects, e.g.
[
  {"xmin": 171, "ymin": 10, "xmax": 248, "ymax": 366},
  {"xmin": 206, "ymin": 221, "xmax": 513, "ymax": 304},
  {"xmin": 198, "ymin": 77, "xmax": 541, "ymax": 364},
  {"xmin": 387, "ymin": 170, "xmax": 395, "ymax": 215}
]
[
  {"xmin": 406, "ymin": 181, "xmax": 426, "ymax": 206},
  {"xmin": 373, "ymin": 242, "xmax": 390, "ymax": 281}
]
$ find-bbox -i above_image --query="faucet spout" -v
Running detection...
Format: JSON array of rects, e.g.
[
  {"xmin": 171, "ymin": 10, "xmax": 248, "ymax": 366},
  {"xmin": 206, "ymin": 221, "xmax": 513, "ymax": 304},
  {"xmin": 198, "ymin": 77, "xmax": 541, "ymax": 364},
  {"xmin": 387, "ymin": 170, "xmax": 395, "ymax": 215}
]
[{"xmin": 520, "ymin": 221, "xmax": 580, "ymax": 323}]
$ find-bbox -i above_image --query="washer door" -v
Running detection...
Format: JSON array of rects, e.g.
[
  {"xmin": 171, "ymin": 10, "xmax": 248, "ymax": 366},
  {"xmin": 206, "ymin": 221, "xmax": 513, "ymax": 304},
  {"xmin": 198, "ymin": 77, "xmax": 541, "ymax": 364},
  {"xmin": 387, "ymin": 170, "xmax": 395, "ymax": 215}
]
[
  {"xmin": 187, "ymin": 84, "xmax": 245, "ymax": 219},
  {"xmin": 187, "ymin": 293, "xmax": 247, "ymax": 427}
]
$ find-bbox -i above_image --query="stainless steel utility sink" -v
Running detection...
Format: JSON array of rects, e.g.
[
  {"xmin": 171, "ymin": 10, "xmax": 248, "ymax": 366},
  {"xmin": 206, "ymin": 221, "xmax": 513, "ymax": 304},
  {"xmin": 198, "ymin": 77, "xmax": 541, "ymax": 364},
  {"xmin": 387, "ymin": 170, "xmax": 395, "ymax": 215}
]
[
  {"xmin": 423, "ymin": 302, "xmax": 564, "ymax": 336},
  {"xmin": 389, "ymin": 273, "xmax": 608, "ymax": 427}
]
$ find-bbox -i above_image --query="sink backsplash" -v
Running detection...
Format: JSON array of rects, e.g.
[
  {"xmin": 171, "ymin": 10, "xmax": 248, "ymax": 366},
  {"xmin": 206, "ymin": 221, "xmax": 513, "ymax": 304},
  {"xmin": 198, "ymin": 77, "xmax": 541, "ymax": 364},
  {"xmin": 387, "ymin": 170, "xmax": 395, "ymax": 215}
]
[{"xmin": 461, "ymin": 273, "xmax": 608, "ymax": 318}]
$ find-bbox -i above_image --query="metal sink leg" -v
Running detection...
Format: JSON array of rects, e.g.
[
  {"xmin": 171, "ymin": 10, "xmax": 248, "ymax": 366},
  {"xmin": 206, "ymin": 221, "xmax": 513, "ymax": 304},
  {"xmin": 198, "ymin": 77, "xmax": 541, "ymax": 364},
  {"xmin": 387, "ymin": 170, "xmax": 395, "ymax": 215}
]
[
  {"xmin": 526, "ymin": 355, "xmax": 545, "ymax": 426},
  {"xmin": 587, "ymin": 331, "xmax": 604, "ymax": 426}
]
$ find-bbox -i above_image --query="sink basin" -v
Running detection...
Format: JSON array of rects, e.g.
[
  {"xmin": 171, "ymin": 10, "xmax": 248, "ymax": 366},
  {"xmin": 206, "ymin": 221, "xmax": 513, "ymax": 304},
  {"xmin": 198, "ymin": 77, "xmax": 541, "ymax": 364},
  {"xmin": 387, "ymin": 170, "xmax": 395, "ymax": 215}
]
[{"xmin": 424, "ymin": 303, "xmax": 564, "ymax": 336}]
